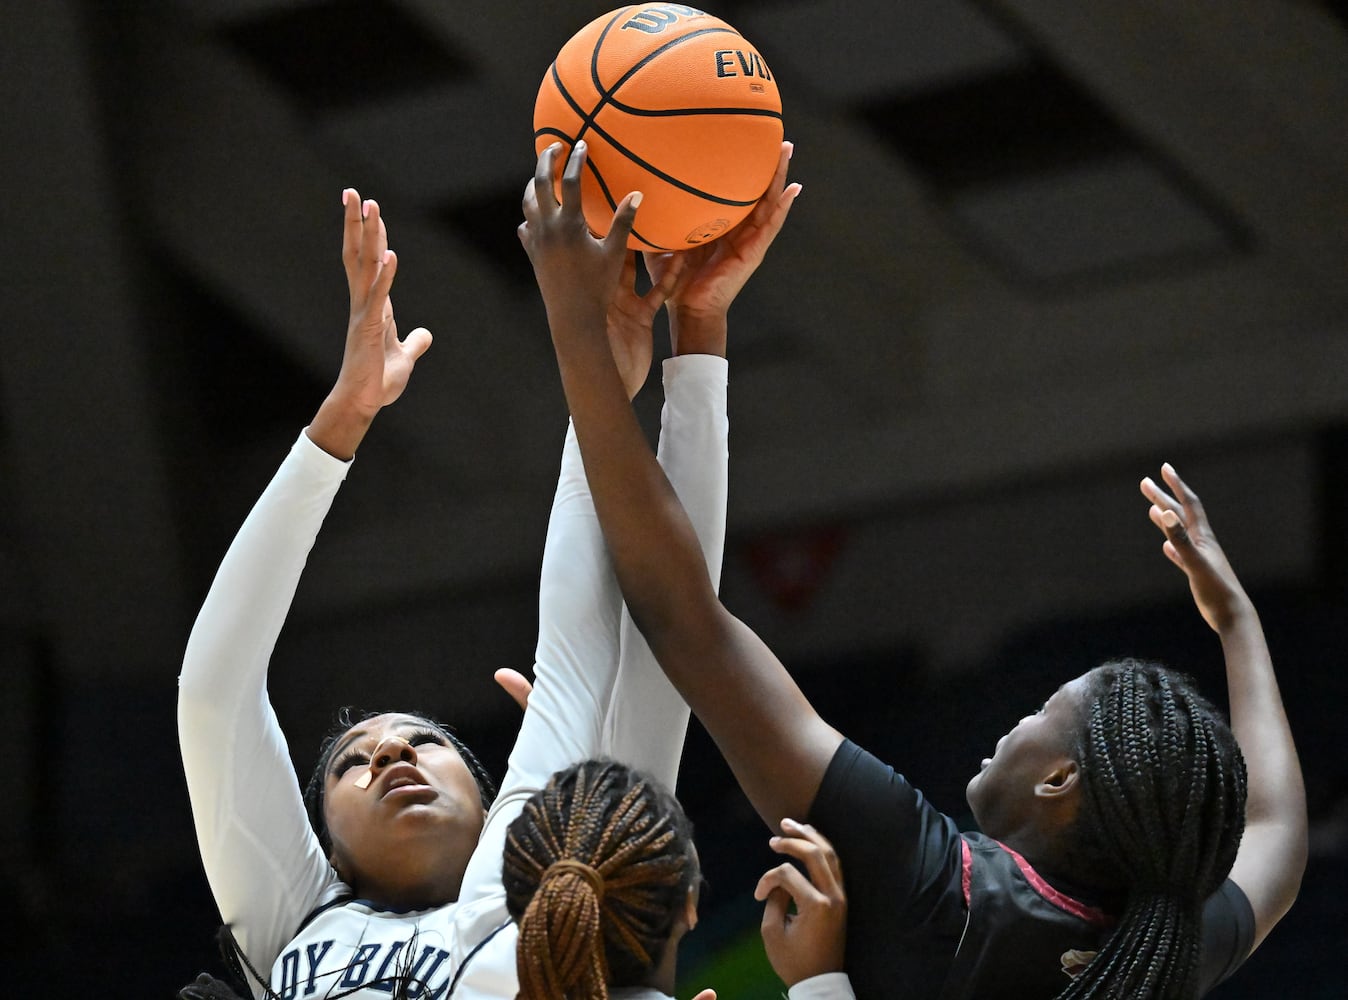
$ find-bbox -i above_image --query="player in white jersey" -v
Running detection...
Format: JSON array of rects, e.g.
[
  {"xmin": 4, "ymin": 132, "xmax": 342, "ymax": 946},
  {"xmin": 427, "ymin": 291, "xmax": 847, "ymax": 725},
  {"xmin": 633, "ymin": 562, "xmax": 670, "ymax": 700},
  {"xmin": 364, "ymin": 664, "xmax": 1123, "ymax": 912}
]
[{"xmin": 180, "ymin": 164, "xmax": 853, "ymax": 1000}]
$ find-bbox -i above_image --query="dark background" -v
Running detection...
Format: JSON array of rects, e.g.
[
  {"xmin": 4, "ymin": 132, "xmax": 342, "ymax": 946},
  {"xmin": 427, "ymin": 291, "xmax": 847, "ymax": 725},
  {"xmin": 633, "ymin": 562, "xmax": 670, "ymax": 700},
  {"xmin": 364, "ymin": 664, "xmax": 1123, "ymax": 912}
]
[{"xmin": 2, "ymin": 1, "xmax": 1345, "ymax": 995}]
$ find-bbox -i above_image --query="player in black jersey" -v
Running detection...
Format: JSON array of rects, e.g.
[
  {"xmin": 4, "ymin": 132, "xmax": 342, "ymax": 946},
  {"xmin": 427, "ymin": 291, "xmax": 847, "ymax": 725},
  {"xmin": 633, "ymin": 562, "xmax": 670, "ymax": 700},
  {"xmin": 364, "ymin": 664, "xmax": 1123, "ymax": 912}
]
[{"xmin": 525, "ymin": 140, "xmax": 1308, "ymax": 1000}]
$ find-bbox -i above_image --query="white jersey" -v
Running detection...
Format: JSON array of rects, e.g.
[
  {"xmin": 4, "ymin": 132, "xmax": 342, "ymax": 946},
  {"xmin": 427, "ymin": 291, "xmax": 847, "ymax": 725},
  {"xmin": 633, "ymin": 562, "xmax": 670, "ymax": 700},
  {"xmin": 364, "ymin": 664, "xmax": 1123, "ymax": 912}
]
[{"xmin": 179, "ymin": 357, "xmax": 729, "ymax": 1000}]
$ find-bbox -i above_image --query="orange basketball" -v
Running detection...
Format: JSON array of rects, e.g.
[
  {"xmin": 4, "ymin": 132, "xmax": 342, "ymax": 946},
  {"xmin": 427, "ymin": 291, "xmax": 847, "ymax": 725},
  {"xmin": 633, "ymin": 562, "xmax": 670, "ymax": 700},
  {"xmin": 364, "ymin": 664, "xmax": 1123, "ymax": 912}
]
[{"xmin": 534, "ymin": 5, "xmax": 784, "ymax": 250}]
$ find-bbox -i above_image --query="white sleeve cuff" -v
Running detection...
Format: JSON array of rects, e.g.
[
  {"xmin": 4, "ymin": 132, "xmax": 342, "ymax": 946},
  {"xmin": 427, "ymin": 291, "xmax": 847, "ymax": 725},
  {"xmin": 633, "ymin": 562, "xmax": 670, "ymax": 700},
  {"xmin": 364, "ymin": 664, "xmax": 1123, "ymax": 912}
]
[
  {"xmin": 662, "ymin": 353, "xmax": 729, "ymax": 383},
  {"xmin": 787, "ymin": 972, "xmax": 856, "ymax": 1000},
  {"xmin": 296, "ymin": 427, "xmax": 356, "ymax": 479}
]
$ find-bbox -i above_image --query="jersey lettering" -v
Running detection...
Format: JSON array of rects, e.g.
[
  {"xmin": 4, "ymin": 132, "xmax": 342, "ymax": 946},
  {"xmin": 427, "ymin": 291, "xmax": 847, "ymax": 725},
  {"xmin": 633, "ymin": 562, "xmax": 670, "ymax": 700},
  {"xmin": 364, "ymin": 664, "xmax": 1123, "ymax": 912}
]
[
  {"xmin": 407, "ymin": 946, "xmax": 451, "ymax": 997},
  {"xmin": 303, "ymin": 941, "xmax": 333, "ymax": 996},
  {"xmin": 277, "ymin": 950, "xmax": 300, "ymax": 1000},
  {"xmin": 275, "ymin": 939, "xmax": 456, "ymax": 998},
  {"xmin": 338, "ymin": 944, "xmax": 382, "ymax": 987},
  {"xmin": 367, "ymin": 941, "xmax": 408, "ymax": 993}
]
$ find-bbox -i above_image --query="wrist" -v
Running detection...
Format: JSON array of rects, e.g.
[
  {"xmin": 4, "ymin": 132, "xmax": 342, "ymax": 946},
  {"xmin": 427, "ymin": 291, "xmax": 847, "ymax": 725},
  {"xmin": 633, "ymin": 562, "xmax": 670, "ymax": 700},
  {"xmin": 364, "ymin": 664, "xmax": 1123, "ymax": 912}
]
[
  {"xmin": 668, "ymin": 306, "xmax": 728, "ymax": 357},
  {"xmin": 308, "ymin": 392, "xmax": 377, "ymax": 460},
  {"xmin": 1212, "ymin": 590, "xmax": 1259, "ymax": 634}
]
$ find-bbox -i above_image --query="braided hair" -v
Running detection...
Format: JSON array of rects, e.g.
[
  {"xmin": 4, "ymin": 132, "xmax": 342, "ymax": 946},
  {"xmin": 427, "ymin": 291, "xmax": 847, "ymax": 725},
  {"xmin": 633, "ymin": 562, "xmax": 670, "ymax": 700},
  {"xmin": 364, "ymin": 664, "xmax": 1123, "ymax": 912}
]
[
  {"xmin": 302, "ymin": 706, "xmax": 497, "ymax": 857},
  {"xmin": 1056, "ymin": 660, "xmax": 1247, "ymax": 999},
  {"xmin": 502, "ymin": 759, "xmax": 698, "ymax": 999}
]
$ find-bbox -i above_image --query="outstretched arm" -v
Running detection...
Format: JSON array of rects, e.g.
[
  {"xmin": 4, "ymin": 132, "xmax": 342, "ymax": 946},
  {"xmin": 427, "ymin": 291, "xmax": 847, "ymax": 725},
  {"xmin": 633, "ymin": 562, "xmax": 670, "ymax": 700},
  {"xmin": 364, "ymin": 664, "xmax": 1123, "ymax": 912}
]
[
  {"xmin": 179, "ymin": 191, "xmax": 431, "ymax": 975},
  {"xmin": 456, "ymin": 223, "xmax": 683, "ymax": 908},
  {"xmin": 520, "ymin": 140, "xmax": 842, "ymax": 829},
  {"xmin": 1141, "ymin": 464, "xmax": 1307, "ymax": 951},
  {"xmin": 605, "ymin": 173, "xmax": 786, "ymax": 787}
]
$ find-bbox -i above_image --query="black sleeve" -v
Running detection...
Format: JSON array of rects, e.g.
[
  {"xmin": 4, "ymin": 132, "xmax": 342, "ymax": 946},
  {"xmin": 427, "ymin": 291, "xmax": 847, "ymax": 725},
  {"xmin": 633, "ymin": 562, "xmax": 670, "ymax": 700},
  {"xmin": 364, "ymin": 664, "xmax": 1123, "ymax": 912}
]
[
  {"xmin": 807, "ymin": 740, "xmax": 968, "ymax": 998},
  {"xmin": 1198, "ymin": 878, "xmax": 1256, "ymax": 993}
]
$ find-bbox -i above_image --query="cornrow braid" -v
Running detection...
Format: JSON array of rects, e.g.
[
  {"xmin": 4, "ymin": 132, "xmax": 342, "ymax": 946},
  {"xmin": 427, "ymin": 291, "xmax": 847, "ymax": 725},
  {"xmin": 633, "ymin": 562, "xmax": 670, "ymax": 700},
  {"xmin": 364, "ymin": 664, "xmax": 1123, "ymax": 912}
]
[
  {"xmin": 1057, "ymin": 660, "xmax": 1247, "ymax": 1000},
  {"xmin": 502, "ymin": 759, "xmax": 698, "ymax": 1000},
  {"xmin": 302, "ymin": 706, "xmax": 497, "ymax": 857}
]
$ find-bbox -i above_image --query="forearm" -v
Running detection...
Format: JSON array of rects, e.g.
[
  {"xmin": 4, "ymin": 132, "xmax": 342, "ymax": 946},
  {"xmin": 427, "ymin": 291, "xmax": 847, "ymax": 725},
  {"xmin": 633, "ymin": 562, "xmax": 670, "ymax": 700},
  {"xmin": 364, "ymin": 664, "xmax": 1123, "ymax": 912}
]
[
  {"xmin": 607, "ymin": 355, "xmax": 729, "ymax": 787},
  {"xmin": 460, "ymin": 417, "xmax": 626, "ymax": 906},
  {"xmin": 1222, "ymin": 607, "xmax": 1303, "ymax": 823},
  {"xmin": 1220, "ymin": 602, "xmax": 1307, "ymax": 942},
  {"xmin": 500, "ymin": 420, "xmax": 623, "ymax": 788},
  {"xmin": 550, "ymin": 314, "xmax": 716, "ymax": 642},
  {"xmin": 551, "ymin": 315, "xmax": 841, "ymax": 827}
]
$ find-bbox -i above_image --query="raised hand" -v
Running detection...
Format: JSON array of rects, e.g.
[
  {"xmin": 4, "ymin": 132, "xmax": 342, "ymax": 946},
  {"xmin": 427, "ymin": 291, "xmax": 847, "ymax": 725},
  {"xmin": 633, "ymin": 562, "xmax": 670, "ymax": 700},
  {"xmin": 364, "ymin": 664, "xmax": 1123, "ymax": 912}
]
[
  {"xmin": 520, "ymin": 141, "xmax": 640, "ymax": 335},
  {"xmin": 309, "ymin": 189, "xmax": 432, "ymax": 459},
  {"xmin": 650, "ymin": 141, "xmax": 801, "ymax": 355},
  {"xmin": 756, "ymin": 818, "xmax": 847, "ymax": 988},
  {"xmin": 1140, "ymin": 463, "xmax": 1252, "ymax": 634},
  {"xmin": 606, "ymin": 250, "xmax": 686, "ymax": 399}
]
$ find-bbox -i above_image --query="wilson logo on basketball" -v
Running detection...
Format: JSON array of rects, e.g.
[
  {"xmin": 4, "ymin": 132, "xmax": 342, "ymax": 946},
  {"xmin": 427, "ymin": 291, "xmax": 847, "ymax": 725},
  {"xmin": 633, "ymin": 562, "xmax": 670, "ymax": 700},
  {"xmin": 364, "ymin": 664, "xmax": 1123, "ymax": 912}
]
[{"xmin": 622, "ymin": 5, "xmax": 707, "ymax": 34}]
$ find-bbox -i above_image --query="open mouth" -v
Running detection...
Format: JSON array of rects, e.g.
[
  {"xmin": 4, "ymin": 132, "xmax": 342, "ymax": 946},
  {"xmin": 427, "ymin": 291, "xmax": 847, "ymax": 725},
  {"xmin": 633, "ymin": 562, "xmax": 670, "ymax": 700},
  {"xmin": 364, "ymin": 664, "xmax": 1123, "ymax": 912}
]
[{"xmin": 379, "ymin": 762, "xmax": 429, "ymax": 798}]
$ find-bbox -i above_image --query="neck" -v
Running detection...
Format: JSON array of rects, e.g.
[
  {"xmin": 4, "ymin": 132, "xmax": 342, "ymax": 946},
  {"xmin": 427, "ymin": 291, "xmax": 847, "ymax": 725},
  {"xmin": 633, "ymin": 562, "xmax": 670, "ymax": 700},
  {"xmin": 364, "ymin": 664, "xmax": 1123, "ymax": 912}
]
[
  {"xmin": 643, "ymin": 936, "xmax": 678, "ymax": 996},
  {"xmin": 350, "ymin": 861, "xmax": 464, "ymax": 912}
]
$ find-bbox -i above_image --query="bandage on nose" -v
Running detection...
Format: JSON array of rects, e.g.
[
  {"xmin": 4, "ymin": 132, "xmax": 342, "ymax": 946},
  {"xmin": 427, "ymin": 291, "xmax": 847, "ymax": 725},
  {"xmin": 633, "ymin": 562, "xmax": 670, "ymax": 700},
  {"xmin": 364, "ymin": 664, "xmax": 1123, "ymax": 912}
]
[{"xmin": 354, "ymin": 769, "xmax": 374, "ymax": 789}]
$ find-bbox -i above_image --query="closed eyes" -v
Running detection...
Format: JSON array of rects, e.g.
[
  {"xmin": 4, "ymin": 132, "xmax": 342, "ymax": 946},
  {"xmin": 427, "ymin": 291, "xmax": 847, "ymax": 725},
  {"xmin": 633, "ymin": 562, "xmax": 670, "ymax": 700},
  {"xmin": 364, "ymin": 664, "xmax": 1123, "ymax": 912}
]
[{"xmin": 331, "ymin": 728, "xmax": 448, "ymax": 777}]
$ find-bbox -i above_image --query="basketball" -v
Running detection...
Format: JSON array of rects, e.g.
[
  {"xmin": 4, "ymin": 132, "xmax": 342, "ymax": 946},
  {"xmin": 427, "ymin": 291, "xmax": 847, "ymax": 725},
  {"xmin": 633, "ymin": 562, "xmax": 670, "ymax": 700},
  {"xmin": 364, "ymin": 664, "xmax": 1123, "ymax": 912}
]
[{"xmin": 534, "ymin": 5, "xmax": 784, "ymax": 250}]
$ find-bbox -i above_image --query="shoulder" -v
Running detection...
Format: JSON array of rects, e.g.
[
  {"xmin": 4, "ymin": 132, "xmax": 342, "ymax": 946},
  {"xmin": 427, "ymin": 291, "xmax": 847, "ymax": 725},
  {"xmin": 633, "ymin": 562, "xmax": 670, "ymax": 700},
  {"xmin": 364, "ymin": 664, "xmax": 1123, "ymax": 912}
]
[
  {"xmin": 1198, "ymin": 878, "xmax": 1256, "ymax": 991},
  {"xmin": 809, "ymin": 739, "xmax": 956, "ymax": 839}
]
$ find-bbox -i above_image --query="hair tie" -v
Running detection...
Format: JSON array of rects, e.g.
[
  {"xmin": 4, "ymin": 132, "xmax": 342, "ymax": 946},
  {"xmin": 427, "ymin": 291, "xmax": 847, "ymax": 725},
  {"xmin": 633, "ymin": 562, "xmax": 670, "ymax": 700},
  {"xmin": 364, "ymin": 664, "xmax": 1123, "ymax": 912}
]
[{"xmin": 541, "ymin": 858, "xmax": 606, "ymax": 902}]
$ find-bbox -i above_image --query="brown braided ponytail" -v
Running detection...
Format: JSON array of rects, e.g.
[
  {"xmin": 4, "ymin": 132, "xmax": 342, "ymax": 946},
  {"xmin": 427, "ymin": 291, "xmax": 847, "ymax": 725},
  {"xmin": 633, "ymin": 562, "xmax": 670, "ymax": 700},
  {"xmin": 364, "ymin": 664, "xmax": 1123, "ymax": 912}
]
[
  {"xmin": 1056, "ymin": 660, "xmax": 1247, "ymax": 999},
  {"xmin": 503, "ymin": 759, "xmax": 698, "ymax": 999}
]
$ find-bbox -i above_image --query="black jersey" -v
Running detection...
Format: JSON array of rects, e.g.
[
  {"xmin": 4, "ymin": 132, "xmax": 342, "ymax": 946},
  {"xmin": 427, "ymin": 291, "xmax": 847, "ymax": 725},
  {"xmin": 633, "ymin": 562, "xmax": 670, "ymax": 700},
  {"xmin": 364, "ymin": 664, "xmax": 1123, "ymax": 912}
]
[{"xmin": 808, "ymin": 740, "xmax": 1255, "ymax": 1000}]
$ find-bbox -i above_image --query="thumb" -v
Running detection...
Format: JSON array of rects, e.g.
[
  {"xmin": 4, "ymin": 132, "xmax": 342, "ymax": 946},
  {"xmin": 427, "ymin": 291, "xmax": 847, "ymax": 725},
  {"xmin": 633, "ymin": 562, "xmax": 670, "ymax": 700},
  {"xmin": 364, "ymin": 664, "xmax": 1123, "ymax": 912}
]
[
  {"xmin": 402, "ymin": 327, "xmax": 433, "ymax": 363},
  {"xmin": 494, "ymin": 668, "xmax": 532, "ymax": 712},
  {"xmin": 690, "ymin": 991, "xmax": 717, "ymax": 1000},
  {"xmin": 604, "ymin": 191, "xmax": 643, "ymax": 256},
  {"xmin": 645, "ymin": 251, "xmax": 687, "ymax": 311}
]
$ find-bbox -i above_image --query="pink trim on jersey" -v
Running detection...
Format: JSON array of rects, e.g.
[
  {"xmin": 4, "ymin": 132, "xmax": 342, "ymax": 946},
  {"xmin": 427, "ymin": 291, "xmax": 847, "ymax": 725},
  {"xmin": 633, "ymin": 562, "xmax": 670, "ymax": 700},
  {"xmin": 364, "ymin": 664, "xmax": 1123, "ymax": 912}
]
[
  {"xmin": 995, "ymin": 839, "xmax": 1113, "ymax": 927},
  {"xmin": 962, "ymin": 839, "xmax": 973, "ymax": 905}
]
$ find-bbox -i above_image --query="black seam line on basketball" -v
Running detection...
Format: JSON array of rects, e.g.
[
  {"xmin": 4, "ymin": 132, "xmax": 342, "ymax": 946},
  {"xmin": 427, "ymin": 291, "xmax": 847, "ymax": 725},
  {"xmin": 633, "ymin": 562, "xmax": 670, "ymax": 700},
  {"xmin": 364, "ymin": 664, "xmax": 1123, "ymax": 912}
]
[
  {"xmin": 603, "ymin": 105, "xmax": 782, "ymax": 119},
  {"xmin": 576, "ymin": 22, "xmax": 743, "ymax": 146},
  {"xmin": 546, "ymin": 62, "xmax": 758, "ymax": 207},
  {"xmin": 585, "ymin": 158, "xmax": 675, "ymax": 251},
  {"xmin": 576, "ymin": 9, "xmax": 640, "ymax": 146},
  {"xmin": 598, "ymin": 26, "xmax": 744, "ymax": 99},
  {"xmin": 535, "ymin": 127, "xmax": 575, "ymax": 145},
  {"xmin": 550, "ymin": 61, "xmax": 597, "ymax": 148},
  {"xmin": 585, "ymin": 116, "xmax": 761, "ymax": 206}
]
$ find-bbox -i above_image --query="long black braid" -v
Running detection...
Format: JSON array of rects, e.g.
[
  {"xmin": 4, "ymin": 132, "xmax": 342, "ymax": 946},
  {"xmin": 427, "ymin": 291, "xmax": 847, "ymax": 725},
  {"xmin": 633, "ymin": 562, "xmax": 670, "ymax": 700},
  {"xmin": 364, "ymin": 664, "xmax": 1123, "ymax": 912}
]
[{"xmin": 1055, "ymin": 660, "xmax": 1247, "ymax": 999}]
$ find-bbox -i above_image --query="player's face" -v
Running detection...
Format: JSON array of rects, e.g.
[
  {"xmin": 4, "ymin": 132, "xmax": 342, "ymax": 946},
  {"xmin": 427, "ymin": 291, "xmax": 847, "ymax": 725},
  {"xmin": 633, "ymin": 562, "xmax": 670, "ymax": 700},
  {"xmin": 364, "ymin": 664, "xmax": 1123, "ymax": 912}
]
[
  {"xmin": 322, "ymin": 713, "xmax": 486, "ymax": 907},
  {"xmin": 965, "ymin": 675, "xmax": 1090, "ymax": 841}
]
